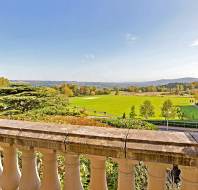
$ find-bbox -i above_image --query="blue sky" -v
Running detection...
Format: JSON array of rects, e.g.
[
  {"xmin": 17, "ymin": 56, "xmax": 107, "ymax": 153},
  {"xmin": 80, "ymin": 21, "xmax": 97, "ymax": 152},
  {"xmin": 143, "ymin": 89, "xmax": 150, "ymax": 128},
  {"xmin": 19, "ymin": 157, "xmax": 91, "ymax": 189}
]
[{"xmin": 0, "ymin": 0, "xmax": 198, "ymax": 82}]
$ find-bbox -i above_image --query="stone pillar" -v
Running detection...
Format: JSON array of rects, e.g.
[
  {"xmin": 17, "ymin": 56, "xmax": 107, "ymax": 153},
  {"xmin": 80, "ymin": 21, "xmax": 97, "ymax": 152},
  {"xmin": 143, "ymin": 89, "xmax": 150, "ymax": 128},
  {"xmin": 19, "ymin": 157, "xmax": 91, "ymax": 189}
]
[
  {"xmin": 0, "ymin": 144, "xmax": 21, "ymax": 190},
  {"xmin": 89, "ymin": 155, "xmax": 107, "ymax": 190},
  {"xmin": 19, "ymin": 148, "xmax": 40, "ymax": 190},
  {"xmin": 64, "ymin": 153, "xmax": 83, "ymax": 190},
  {"xmin": 147, "ymin": 162, "xmax": 169, "ymax": 190},
  {"xmin": 40, "ymin": 150, "xmax": 60, "ymax": 190},
  {"xmin": 181, "ymin": 166, "xmax": 198, "ymax": 190},
  {"xmin": 117, "ymin": 159, "xmax": 136, "ymax": 190}
]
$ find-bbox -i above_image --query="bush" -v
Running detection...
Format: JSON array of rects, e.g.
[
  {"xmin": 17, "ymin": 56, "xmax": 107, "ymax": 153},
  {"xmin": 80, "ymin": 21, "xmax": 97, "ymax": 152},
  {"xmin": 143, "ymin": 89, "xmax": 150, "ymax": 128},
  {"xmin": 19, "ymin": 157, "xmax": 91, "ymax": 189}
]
[
  {"xmin": 106, "ymin": 159, "xmax": 118, "ymax": 190},
  {"xmin": 103, "ymin": 118, "xmax": 156, "ymax": 130},
  {"xmin": 1, "ymin": 96, "xmax": 43, "ymax": 113},
  {"xmin": 32, "ymin": 106, "xmax": 81, "ymax": 116},
  {"xmin": 135, "ymin": 162, "xmax": 148, "ymax": 190},
  {"xmin": 0, "ymin": 86, "xmax": 35, "ymax": 96},
  {"xmin": 0, "ymin": 103, "xmax": 5, "ymax": 111}
]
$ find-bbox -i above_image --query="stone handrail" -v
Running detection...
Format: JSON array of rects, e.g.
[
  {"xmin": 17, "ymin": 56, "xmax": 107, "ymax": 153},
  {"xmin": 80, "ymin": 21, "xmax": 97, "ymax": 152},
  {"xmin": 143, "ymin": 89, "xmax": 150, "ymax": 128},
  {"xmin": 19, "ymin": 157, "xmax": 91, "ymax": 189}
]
[{"xmin": 0, "ymin": 119, "xmax": 197, "ymax": 190}]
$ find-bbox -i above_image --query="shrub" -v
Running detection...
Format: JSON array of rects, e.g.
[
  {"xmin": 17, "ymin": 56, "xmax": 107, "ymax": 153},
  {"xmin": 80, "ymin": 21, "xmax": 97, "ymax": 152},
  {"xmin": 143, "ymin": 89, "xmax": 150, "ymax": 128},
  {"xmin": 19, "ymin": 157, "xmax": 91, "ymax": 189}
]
[
  {"xmin": 103, "ymin": 118, "xmax": 156, "ymax": 130},
  {"xmin": 1, "ymin": 96, "xmax": 43, "ymax": 113},
  {"xmin": 0, "ymin": 86, "xmax": 35, "ymax": 96},
  {"xmin": 0, "ymin": 103, "xmax": 5, "ymax": 111}
]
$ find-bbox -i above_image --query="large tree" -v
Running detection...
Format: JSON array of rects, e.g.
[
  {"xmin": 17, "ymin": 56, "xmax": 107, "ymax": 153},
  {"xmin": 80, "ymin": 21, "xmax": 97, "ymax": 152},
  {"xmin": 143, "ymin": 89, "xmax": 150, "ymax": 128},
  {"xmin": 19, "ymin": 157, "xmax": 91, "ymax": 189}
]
[
  {"xmin": 129, "ymin": 105, "xmax": 136, "ymax": 118},
  {"xmin": 140, "ymin": 100, "xmax": 155, "ymax": 119},
  {"xmin": 193, "ymin": 90, "xmax": 198, "ymax": 104},
  {"xmin": 115, "ymin": 88, "xmax": 119, "ymax": 95},
  {"xmin": 60, "ymin": 85, "xmax": 73, "ymax": 97},
  {"xmin": 176, "ymin": 107, "xmax": 184, "ymax": 120},
  {"xmin": 0, "ymin": 77, "xmax": 10, "ymax": 87},
  {"xmin": 161, "ymin": 99, "xmax": 176, "ymax": 120}
]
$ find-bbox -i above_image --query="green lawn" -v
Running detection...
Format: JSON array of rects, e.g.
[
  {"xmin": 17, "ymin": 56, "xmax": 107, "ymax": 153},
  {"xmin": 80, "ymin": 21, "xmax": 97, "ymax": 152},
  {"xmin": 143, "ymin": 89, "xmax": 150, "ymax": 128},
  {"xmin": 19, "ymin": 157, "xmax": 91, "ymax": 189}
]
[
  {"xmin": 181, "ymin": 105, "xmax": 198, "ymax": 120},
  {"xmin": 70, "ymin": 95, "xmax": 194, "ymax": 119}
]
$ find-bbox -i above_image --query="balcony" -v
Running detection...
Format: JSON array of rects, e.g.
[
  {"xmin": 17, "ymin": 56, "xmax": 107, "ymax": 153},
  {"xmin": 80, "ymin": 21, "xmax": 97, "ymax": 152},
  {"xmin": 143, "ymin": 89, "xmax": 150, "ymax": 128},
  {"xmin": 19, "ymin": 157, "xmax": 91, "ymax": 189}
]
[{"xmin": 0, "ymin": 119, "xmax": 197, "ymax": 190}]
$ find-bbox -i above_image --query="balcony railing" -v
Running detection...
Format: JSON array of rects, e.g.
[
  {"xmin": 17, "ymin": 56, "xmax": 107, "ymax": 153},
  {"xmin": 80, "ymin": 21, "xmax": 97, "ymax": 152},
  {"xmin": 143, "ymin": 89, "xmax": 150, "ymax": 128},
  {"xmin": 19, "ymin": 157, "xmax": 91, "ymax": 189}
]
[{"xmin": 0, "ymin": 119, "xmax": 197, "ymax": 190}]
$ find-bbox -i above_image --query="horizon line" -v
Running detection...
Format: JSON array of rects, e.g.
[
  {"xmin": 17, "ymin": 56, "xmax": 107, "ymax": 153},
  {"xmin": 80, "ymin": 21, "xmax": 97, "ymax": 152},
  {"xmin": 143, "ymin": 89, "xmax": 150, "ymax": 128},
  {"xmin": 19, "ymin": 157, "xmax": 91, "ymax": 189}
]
[{"xmin": 9, "ymin": 76, "xmax": 198, "ymax": 84}]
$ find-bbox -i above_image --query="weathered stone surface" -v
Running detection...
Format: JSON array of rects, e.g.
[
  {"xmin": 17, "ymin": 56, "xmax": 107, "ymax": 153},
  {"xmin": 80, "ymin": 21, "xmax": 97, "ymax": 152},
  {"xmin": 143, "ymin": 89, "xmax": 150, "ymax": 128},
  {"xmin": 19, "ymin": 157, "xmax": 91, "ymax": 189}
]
[
  {"xmin": 0, "ymin": 119, "xmax": 127, "ymax": 155},
  {"xmin": 0, "ymin": 119, "xmax": 69, "ymax": 134},
  {"xmin": 0, "ymin": 119, "xmax": 198, "ymax": 166},
  {"xmin": 64, "ymin": 125, "xmax": 127, "ymax": 158},
  {"xmin": 126, "ymin": 129, "xmax": 198, "ymax": 166},
  {"xmin": 66, "ymin": 136, "xmax": 126, "ymax": 158},
  {"xmin": 0, "ymin": 119, "xmax": 68, "ymax": 151},
  {"xmin": 126, "ymin": 129, "xmax": 197, "ymax": 146}
]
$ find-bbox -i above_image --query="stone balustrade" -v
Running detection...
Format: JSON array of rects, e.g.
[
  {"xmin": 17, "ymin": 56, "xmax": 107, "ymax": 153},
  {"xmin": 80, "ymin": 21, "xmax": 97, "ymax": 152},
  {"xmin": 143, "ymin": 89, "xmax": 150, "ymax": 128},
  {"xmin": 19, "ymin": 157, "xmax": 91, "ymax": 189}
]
[{"xmin": 0, "ymin": 119, "xmax": 197, "ymax": 190}]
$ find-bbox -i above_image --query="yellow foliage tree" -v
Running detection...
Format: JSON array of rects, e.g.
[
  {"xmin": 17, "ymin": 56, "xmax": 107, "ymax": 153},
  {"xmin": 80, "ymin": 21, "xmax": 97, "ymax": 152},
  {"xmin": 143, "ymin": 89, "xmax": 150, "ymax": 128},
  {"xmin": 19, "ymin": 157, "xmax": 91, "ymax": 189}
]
[
  {"xmin": 0, "ymin": 77, "xmax": 10, "ymax": 87},
  {"xmin": 62, "ymin": 86, "xmax": 73, "ymax": 97},
  {"xmin": 195, "ymin": 93, "xmax": 198, "ymax": 100}
]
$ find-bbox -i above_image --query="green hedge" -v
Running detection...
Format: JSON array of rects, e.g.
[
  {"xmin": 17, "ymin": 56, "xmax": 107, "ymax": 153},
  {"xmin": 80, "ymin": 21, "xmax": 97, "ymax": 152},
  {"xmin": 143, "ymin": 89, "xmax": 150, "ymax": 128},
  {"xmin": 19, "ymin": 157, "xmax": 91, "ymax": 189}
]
[{"xmin": 103, "ymin": 118, "xmax": 156, "ymax": 130}]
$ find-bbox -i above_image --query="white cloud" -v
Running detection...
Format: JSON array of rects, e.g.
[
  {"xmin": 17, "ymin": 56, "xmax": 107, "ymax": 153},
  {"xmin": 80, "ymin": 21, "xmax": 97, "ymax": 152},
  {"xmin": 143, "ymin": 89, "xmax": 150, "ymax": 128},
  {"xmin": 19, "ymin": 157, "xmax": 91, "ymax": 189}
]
[
  {"xmin": 126, "ymin": 33, "xmax": 137, "ymax": 42},
  {"xmin": 81, "ymin": 53, "xmax": 95, "ymax": 63},
  {"xmin": 190, "ymin": 39, "xmax": 198, "ymax": 47},
  {"xmin": 84, "ymin": 54, "xmax": 95, "ymax": 60}
]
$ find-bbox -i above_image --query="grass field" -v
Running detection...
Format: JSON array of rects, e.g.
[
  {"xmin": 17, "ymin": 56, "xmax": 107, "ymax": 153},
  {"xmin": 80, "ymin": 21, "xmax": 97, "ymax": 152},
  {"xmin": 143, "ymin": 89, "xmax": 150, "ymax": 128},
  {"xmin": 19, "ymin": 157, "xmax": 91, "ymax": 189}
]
[
  {"xmin": 181, "ymin": 105, "xmax": 198, "ymax": 120},
  {"xmin": 70, "ymin": 95, "xmax": 196, "ymax": 119}
]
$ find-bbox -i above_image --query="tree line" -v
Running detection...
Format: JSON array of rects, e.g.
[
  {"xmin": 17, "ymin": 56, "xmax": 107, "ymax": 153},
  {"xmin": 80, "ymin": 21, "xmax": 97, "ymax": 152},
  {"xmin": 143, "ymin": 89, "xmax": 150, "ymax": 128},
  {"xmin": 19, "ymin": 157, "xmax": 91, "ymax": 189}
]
[
  {"xmin": 124, "ymin": 99, "xmax": 184, "ymax": 120},
  {"xmin": 55, "ymin": 83, "xmax": 111, "ymax": 97},
  {"xmin": 120, "ymin": 82, "xmax": 198, "ymax": 95},
  {"xmin": 1, "ymin": 77, "xmax": 198, "ymax": 101},
  {"xmin": 0, "ymin": 77, "xmax": 111, "ymax": 97}
]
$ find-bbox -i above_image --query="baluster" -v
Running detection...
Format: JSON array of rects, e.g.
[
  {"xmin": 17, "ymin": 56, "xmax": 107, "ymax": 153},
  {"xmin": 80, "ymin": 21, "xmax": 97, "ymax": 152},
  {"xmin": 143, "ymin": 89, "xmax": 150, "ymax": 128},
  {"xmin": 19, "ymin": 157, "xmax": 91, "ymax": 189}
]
[
  {"xmin": 0, "ymin": 144, "xmax": 21, "ymax": 190},
  {"xmin": 40, "ymin": 150, "xmax": 60, "ymax": 190},
  {"xmin": 0, "ymin": 152, "xmax": 3, "ymax": 175},
  {"xmin": 147, "ymin": 162, "xmax": 168, "ymax": 190},
  {"xmin": 89, "ymin": 155, "xmax": 107, "ymax": 190},
  {"xmin": 19, "ymin": 148, "xmax": 40, "ymax": 190},
  {"xmin": 64, "ymin": 153, "xmax": 83, "ymax": 190},
  {"xmin": 181, "ymin": 166, "xmax": 198, "ymax": 190},
  {"xmin": 117, "ymin": 159, "xmax": 136, "ymax": 190},
  {"xmin": 0, "ymin": 152, "xmax": 3, "ymax": 190}
]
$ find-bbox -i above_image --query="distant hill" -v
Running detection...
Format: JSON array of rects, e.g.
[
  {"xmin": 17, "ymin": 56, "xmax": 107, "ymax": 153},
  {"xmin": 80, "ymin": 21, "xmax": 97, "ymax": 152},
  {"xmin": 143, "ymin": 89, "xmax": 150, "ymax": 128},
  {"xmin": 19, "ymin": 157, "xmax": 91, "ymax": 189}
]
[
  {"xmin": 11, "ymin": 77, "xmax": 198, "ymax": 88},
  {"xmin": 130, "ymin": 77, "xmax": 198, "ymax": 87}
]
